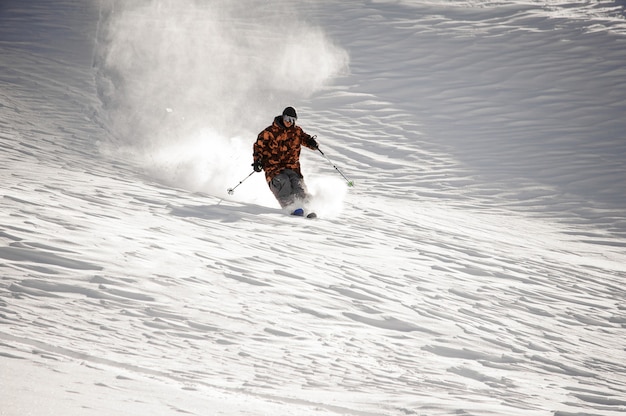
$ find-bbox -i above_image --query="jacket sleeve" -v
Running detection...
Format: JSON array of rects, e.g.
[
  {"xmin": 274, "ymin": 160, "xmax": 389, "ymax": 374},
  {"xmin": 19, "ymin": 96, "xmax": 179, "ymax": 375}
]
[
  {"xmin": 253, "ymin": 132, "xmax": 266, "ymax": 162},
  {"xmin": 299, "ymin": 129, "xmax": 316, "ymax": 150}
]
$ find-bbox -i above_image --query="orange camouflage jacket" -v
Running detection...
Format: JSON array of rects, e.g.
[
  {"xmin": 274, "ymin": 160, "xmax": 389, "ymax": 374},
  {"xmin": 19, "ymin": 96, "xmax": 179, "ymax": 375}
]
[{"xmin": 253, "ymin": 116, "xmax": 317, "ymax": 183}]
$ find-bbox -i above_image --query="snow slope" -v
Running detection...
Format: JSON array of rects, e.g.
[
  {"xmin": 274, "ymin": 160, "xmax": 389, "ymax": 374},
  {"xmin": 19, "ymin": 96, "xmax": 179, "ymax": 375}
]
[{"xmin": 1, "ymin": 0, "xmax": 625, "ymax": 415}]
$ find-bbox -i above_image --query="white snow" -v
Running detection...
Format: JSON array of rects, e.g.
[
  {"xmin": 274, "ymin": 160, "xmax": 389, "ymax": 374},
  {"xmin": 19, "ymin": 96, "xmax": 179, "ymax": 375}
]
[{"xmin": 1, "ymin": 0, "xmax": 625, "ymax": 415}]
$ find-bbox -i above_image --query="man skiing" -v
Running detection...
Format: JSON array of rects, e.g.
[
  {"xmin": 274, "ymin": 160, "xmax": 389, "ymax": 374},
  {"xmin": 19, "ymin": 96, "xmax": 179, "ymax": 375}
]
[{"xmin": 252, "ymin": 106, "xmax": 319, "ymax": 214}]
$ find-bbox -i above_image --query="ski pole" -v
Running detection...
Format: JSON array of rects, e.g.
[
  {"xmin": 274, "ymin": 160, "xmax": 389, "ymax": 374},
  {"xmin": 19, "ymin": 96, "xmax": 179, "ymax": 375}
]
[
  {"xmin": 227, "ymin": 170, "xmax": 255, "ymax": 195},
  {"xmin": 317, "ymin": 147, "xmax": 354, "ymax": 187}
]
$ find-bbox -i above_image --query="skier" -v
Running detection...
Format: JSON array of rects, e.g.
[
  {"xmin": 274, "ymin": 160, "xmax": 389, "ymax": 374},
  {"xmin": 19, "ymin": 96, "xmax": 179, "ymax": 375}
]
[{"xmin": 252, "ymin": 106, "xmax": 319, "ymax": 214}]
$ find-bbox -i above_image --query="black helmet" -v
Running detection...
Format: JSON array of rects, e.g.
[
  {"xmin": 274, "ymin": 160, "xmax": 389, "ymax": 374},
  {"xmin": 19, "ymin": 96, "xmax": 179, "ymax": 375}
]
[{"xmin": 282, "ymin": 106, "xmax": 297, "ymax": 119}]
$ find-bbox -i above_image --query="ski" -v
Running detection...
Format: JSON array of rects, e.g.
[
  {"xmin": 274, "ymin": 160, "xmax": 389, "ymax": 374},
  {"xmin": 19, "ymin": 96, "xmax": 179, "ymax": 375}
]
[{"xmin": 291, "ymin": 208, "xmax": 317, "ymax": 219}]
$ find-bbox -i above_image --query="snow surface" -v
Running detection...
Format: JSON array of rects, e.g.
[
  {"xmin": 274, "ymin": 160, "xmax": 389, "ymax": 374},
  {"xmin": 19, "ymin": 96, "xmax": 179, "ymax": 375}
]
[{"xmin": 1, "ymin": 0, "xmax": 626, "ymax": 415}]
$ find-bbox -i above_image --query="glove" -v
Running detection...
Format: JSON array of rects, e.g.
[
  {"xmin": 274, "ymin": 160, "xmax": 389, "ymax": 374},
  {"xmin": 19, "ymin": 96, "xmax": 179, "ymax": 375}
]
[
  {"xmin": 252, "ymin": 159, "xmax": 263, "ymax": 172},
  {"xmin": 308, "ymin": 136, "xmax": 319, "ymax": 150}
]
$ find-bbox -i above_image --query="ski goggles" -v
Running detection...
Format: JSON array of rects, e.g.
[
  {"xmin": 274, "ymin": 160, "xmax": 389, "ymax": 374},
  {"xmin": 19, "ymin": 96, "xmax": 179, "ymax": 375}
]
[{"xmin": 283, "ymin": 115, "xmax": 297, "ymax": 125}]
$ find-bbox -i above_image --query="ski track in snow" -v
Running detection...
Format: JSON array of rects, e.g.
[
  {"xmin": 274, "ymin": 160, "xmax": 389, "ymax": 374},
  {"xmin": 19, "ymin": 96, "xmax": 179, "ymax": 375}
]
[{"xmin": 1, "ymin": 1, "xmax": 626, "ymax": 415}]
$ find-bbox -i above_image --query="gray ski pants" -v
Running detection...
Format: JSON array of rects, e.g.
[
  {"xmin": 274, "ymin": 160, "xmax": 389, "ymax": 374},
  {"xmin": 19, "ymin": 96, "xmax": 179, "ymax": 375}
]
[{"xmin": 269, "ymin": 169, "xmax": 308, "ymax": 208}]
